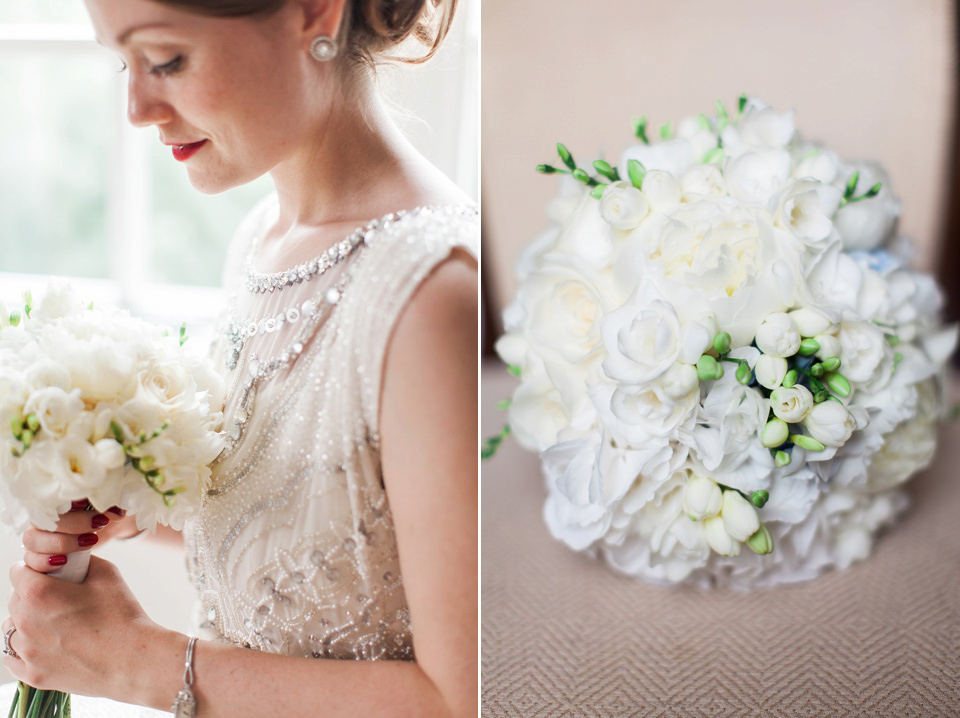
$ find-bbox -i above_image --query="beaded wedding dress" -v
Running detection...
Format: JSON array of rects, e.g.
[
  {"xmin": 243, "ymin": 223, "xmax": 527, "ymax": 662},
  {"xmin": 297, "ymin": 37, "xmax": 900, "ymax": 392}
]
[{"xmin": 0, "ymin": 200, "xmax": 478, "ymax": 716}]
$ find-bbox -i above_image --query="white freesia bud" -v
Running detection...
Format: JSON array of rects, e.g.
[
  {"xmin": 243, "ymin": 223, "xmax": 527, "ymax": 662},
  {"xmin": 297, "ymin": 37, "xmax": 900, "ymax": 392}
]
[
  {"xmin": 721, "ymin": 490, "xmax": 761, "ymax": 542},
  {"xmin": 703, "ymin": 515, "xmax": 740, "ymax": 556},
  {"xmin": 660, "ymin": 362, "xmax": 699, "ymax": 401},
  {"xmin": 93, "ymin": 438, "xmax": 126, "ymax": 471},
  {"xmin": 683, "ymin": 473, "xmax": 722, "ymax": 521},
  {"xmin": 788, "ymin": 308, "xmax": 834, "ymax": 338},
  {"xmin": 641, "ymin": 170, "xmax": 682, "ymax": 210},
  {"xmin": 755, "ymin": 313, "xmax": 801, "ymax": 358},
  {"xmin": 814, "ymin": 333, "xmax": 841, "ymax": 361},
  {"xmin": 599, "ymin": 181, "xmax": 650, "ymax": 230},
  {"xmin": 769, "ymin": 384, "xmax": 814, "ymax": 423},
  {"xmin": 755, "ymin": 355, "xmax": 788, "ymax": 390},
  {"xmin": 803, "ymin": 401, "xmax": 856, "ymax": 447}
]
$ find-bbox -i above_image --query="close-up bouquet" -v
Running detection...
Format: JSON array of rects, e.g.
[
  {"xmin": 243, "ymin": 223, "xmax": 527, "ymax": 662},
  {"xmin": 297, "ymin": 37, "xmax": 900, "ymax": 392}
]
[
  {"xmin": 0, "ymin": 282, "xmax": 225, "ymax": 715},
  {"xmin": 494, "ymin": 96, "xmax": 958, "ymax": 588}
]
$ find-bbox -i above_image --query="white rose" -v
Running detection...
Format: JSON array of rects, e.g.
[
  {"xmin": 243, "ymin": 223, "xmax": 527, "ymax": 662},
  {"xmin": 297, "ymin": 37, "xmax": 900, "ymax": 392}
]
[
  {"xmin": 505, "ymin": 361, "xmax": 570, "ymax": 453},
  {"xmin": 755, "ymin": 313, "xmax": 801, "ymax": 357},
  {"xmin": 136, "ymin": 360, "xmax": 197, "ymax": 413},
  {"xmin": 641, "ymin": 170, "xmax": 682, "ymax": 211},
  {"xmin": 774, "ymin": 179, "xmax": 842, "ymax": 251},
  {"xmin": 721, "ymin": 489, "xmax": 760, "ymax": 542},
  {"xmin": 833, "ymin": 163, "xmax": 900, "ymax": 251},
  {"xmin": 803, "ymin": 401, "xmax": 856, "ymax": 447},
  {"xmin": 837, "ymin": 320, "xmax": 888, "ymax": 384},
  {"xmin": 722, "ymin": 99, "xmax": 795, "ymax": 152},
  {"xmin": 599, "ymin": 181, "xmax": 650, "ymax": 230},
  {"xmin": 683, "ymin": 473, "xmax": 722, "ymax": 521},
  {"xmin": 769, "ymin": 384, "xmax": 814, "ymax": 423},
  {"xmin": 620, "ymin": 139, "xmax": 695, "ymax": 178},
  {"xmin": 866, "ymin": 379, "xmax": 939, "ymax": 490},
  {"xmin": 793, "ymin": 145, "xmax": 842, "ymax": 184},
  {"xmin": 754, "ymin": 355, "xmax": 788, "ymax": 390},
  {"xmin": 679, "ymin": 163, "xmax": 726, "ymax": 199},
  {"xmin": 541, "ymin": 435, "xmax": 611, "ymax": 551},
  {"xmin": 788, "ymin": 307, "xmax": 835, "ymax": 338},
  {"xmin": 723, "ymin": 149, "xmax": 791, "ymax": 203},
  {"xmin": 703, "ymin": 515, "xmax": 740, "ymax": 556},
  {"xmin": 602, "ymin": 381, "xmax": 697, "ymax": 446},
  {"xmin": 23, "ymin": 387, "xmax": 85, "ymax": 439},
  {"xmin": 601, "ymin": 299, "xmax": 682, "ymax": 384}
]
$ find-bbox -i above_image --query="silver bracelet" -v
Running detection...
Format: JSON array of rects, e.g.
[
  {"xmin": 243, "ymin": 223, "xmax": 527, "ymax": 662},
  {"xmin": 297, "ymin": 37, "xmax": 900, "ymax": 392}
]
[{"xmin": 172, "ymin": 636, "xmax": 198, "ymax": 717}]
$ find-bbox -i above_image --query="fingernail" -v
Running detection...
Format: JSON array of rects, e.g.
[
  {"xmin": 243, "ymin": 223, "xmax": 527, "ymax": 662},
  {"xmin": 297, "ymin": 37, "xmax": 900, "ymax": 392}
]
[
  {"xmin": 91, "ymin": 514, "xmax": 109, "ymax": 529},
  {"xmin": 71, "ymin": 500, "xmax": 89, "ymax": 510},
  {"xmin": 48, "ymin": 555, "xmax": 68, "ymax": 567},
  {"xmin": 78, "ymin": 533, "xmax": 99, "ymax": 547},
  {"xmin": 107, "ymin": 506, "xmax": 125, "ymax": 518}
]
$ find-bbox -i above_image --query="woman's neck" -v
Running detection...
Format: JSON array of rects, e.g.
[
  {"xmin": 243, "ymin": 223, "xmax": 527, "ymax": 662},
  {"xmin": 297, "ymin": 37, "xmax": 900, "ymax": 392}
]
[{"xmin": 266, "ymin": 78, "xmax": 462, "ymax": 235}]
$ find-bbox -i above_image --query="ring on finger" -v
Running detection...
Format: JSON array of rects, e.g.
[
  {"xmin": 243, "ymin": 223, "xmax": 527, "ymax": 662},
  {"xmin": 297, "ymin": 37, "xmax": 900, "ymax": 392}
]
[{"xmin": 3, "ymin": 626, "xmax": 18, "ymax": 659}]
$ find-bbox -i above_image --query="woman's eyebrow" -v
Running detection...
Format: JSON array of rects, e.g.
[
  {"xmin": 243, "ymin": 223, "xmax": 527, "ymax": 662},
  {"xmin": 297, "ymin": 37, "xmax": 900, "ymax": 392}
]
[{"xmin": 115, "ymin": 22, "xmax": 174, "ymax": 46}]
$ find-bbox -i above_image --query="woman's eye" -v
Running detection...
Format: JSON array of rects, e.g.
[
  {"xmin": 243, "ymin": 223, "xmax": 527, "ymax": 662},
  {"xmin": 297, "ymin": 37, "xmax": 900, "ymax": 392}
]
[{"xmin": 148, "ymin": 55, "xmax": 185, "ymax": 77}]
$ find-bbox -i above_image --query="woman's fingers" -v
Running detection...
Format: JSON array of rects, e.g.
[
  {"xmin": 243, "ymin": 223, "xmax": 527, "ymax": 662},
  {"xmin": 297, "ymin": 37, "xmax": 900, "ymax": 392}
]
[
  {"xmin": 52, "ymin": 508, "xmax": 114, "ymax": 535},
  {"xmin": 22, "ymin": 526, "xmax": 100, "ymax": 555},
  {"xmin": 22, "ymin": 550, "xmax": 79, "ymax": 574}
]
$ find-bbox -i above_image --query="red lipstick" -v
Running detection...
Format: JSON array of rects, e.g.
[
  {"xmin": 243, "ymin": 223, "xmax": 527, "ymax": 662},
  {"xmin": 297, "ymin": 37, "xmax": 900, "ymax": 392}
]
[{"xmin": 171, "ymin": 140, "xmax": 207, "ymax": 161}]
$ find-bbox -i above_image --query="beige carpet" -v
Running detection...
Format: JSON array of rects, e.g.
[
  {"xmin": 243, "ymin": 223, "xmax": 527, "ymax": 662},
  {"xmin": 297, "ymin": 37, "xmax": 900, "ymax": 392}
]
[{"xmin": 481, "ymin": 362, "xmax": 960, "ymax": 717}]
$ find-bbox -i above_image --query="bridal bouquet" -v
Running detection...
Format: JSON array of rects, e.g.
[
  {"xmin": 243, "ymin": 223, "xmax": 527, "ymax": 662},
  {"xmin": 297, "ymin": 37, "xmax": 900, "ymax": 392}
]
[
  {"xmin": 494, "ymin": 96, "xmax": 957, "ymax": 588},
  {"xmin": 0, "ymin": 281, "xmax": 225, "ymax": 715}
]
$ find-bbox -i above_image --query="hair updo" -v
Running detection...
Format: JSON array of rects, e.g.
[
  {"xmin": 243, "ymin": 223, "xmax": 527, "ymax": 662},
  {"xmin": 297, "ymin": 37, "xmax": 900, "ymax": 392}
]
[{"xmin": 154, "ymin": 0, "xmax": 458, "ymax": 66}]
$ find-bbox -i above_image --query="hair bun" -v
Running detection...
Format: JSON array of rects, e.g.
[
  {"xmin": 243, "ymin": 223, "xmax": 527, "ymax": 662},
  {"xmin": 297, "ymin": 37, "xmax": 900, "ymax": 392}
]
[{"xmin": 351, "ymin": 0, "xmax": 457, "ymax": 64}]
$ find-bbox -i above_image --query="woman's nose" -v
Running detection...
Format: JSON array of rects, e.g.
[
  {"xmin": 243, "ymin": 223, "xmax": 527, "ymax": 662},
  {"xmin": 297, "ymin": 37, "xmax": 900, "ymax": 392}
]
[{"xmin": 126, "ymin": 75, "xmax": 173, "ymax": 128}]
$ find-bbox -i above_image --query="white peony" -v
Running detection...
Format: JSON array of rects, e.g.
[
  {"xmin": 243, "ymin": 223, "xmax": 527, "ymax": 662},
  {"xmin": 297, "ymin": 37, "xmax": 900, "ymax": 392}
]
[{"xmin": 601, "ymin": 298, "xmax": 683, "ymax": 385}]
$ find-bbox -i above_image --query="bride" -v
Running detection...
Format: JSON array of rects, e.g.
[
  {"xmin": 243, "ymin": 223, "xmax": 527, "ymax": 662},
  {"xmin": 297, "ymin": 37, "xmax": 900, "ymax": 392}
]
[{"xmin": 1, "ymin": 0, "xmax": 477, "ymax": 715}]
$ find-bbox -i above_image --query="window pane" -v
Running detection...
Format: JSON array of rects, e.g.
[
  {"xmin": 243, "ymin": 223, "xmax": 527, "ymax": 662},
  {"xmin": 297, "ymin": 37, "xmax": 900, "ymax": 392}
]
[
  {"xmin": 148, "ymin": 142, "xmax": 274, "ymax": 287},
  {"xmin": 0, "ymin": 52, "xmax": 112, "ymax": 277},
  {"xmin": 0, "ymin": 0, "xmax": 89, "ymax": 24}
]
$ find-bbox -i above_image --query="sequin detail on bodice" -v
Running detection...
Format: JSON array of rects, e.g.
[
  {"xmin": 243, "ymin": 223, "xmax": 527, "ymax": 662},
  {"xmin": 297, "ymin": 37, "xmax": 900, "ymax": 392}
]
[{"xmin": 184, "ymin": 201, "xmax": 478, "ymax": 661}]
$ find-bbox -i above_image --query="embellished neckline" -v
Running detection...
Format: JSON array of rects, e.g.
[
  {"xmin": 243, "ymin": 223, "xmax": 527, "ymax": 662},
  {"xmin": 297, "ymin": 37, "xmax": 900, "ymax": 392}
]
[{"xmin": 243, "ymin": 203, "xmax": 477, "ymax": 294}]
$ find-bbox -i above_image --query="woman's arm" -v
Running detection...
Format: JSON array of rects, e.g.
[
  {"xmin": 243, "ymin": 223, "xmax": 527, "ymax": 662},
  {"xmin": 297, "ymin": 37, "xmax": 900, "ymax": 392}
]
[{"xmin": 5, "ymin": 253, "xmax": 478, "ymax": 717}]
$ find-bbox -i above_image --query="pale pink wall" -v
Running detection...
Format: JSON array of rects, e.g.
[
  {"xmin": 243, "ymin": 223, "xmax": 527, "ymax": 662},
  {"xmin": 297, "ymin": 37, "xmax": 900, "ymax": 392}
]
[{"xmin": 482, "ymin": 0, "xmax": 956, "ymax": 312}]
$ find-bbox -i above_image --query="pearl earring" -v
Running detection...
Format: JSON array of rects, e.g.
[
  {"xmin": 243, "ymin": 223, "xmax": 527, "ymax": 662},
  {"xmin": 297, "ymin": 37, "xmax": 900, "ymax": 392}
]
[{"xmin": 310, "ymin": 36, "xmax": 338, "ymax": 62}]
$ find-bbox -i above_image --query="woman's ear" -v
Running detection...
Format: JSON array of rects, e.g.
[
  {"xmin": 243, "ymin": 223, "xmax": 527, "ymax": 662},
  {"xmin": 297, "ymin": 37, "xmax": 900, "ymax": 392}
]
[{"xmin": 297, "ymin": 0, "xmax": 347, "ymax": 44}]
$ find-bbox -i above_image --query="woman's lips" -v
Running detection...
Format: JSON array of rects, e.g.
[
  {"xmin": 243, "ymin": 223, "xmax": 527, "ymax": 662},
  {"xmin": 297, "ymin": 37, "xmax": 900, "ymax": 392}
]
[{"xmin": 171, "ymin": 140, "xmax": 208, "ymax": 162}]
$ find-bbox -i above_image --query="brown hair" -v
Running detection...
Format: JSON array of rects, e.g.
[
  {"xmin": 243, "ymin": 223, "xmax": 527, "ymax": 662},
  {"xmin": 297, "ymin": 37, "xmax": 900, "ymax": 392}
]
[{"xmin": 154, "ymin": 0, "xmax": 457, "ymax": 65}]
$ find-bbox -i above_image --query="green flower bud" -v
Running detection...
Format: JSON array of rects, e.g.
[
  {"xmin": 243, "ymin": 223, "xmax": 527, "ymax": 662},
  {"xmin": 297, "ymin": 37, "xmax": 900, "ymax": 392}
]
[
  {"xmin": 25, "ymin": 414, "xmax": 39, "ymax": 433},
  {"xmin": 697, "ymin": 355, "xmax": 722, "ymax": 381},
  {"xmin": 782, "ymin": 369, "xmax": 798, "ymax": 388},
  {"xmin": 10, "ymin": 417, "xmax": 22, "ymax": 439},
  {"xmin": 746, "ymin": 524, "xmax": 774, "ymax": 555},
  {"xmin": 572, "ymin": 168, "xmax": 591, "ymax": 184},
  {"xmin": 507, "ymin": 364, "xmax": 522, "ymax": 378},
  {"xmin": 139, "ymin": 455, "xmax": 155, "ymax": 472},
  {"xmin": 825, "ymin": 372, "xmax": 851, "ymax": 397},
  {"xmin": 750, "ymin": 490, "xmax": 769, "ymax": 508},
  {"xmin": 20, "ymin": 429, "xmax": 33, "ymax": 448},
  {"xmin": 791, "ymin": 434, "xmax": 826, "ymax": 452},
  {"xmin": 593, "ymin": 159, "xmax": 618, "ymax": 181},
  {"xmin": 536, "ymin": 164, "xmax": 558, "ymax": 174},
  {"xmin": 774, "ymin": 450, "xmax": 791, "ymax": 468},
  {"xmin": 821, "ymin": 357, "xmax": 841, "ymax": 372},
  {"xmin": 557, "ymin": 143, "xmax": 576, "ymax": 170},
  {"xmin": 702, "ymin": 147, "xmax": 724, "ymax": 164},
  {"xmin": 632, "ymin": 115, "xmax": 649, "ymax": 144},
  {"xmin": 627, "ymin": 159, "xmax": 646, "ymax": 190},
  {"xmin": 8, "ymin": 311, "xmax": 21, "ymax": 327},
  {"xmin": 735, "ymin": 361, "xmax": 751, "ymax": 385},
  {"xmin": 814, "ymin": 391, "xmax": 829, "ymax": 403},
  {"xmin": 809, "ymin": 363, "xmax": 824, "ymax": 377},
  {"xmin": 885, "ymin": 334, "xmax": 900, "ymax": 347},
  {"xmin": 761, "ymin": 418, "xmax": 789, "ymax": 448},
  {"xmin": 798, "ymin": 338, "xmax": 820, "ymax": 356},
  {"xmin": 713, "ymin": 331, "xmax": 731, "ymax": 355},
  {"xmin": 589, "ymin": 185, "xmax": 604, "ymax": 199}
]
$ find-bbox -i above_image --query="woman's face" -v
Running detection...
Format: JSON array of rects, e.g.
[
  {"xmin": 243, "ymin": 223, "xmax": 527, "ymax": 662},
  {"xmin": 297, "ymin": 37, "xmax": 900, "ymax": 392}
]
[{"xmin": 85, "ymin": 0, "xmax": 324, "ymax": 193}]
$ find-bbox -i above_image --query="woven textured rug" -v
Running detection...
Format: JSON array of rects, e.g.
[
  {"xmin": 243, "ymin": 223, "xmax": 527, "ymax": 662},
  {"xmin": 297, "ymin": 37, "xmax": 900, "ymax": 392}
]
[{"xmin": 481, "ymin": 363, "xmax": 960, "ymax": 717}]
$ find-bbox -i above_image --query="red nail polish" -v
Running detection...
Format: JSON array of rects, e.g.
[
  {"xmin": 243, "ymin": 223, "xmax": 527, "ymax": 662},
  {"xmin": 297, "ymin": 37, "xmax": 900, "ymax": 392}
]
[
  {"xmin": 78, "ymin": 533, "xmax": 99, "ymax": 547},
  {"xmin": 107, "ymin": 506, "xmax": 125, "ymax": 518},
  {"xmin": 48, "ymin": 555, "xmax": 68, "ymax": 567},
  {"xmin": 71, "ymin": 500, "xmax": 89, "ymax": 510},
  {"xmin": 91, "ymin": 514, "xmax": 109, "ymax": 529}
]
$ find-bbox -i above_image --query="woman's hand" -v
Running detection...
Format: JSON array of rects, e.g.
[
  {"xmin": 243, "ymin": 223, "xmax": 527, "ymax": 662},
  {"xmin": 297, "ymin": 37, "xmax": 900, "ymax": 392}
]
[
  {"xmin": 21, "ymin": 502, "xmax": 139, "ymax": 574},
  {"xmin": 2, "ymin": 555, "xmax": 164, "ymax": 698}
]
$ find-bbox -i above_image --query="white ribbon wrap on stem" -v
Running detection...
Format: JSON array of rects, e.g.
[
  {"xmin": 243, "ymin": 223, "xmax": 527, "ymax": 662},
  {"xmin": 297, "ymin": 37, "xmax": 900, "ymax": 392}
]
[{"xmin": 48, "ymin": 549, "xmax": 92, "ymax": 584}]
